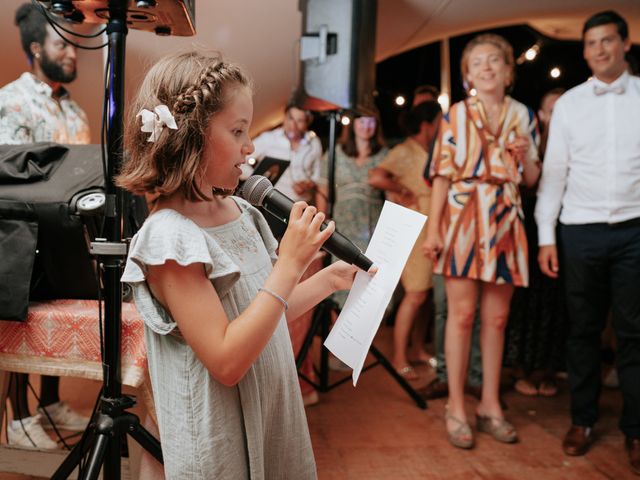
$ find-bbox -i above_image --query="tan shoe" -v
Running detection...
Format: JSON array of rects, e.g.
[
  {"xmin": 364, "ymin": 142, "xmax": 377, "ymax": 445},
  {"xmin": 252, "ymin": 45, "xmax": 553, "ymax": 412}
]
[
  {"xmin": 445, "ymin": 411, "xmax": 474, "ymax": 449},
  {"xmin": 476, "ymin": 413, "xmax": 518, "ymax": 443}
]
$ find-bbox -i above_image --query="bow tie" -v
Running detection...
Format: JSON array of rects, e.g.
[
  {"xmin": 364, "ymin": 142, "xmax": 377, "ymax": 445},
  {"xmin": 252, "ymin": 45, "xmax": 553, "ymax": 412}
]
[{"xmin": 594, "ymin": 84, "xmax": 625, "ymax": 96}]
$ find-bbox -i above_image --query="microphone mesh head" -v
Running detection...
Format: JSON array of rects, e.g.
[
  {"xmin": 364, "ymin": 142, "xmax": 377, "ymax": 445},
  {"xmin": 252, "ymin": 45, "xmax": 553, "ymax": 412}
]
[{"xmin": 238, "ymin": 175, "xmax": 273, "ymax": 206}]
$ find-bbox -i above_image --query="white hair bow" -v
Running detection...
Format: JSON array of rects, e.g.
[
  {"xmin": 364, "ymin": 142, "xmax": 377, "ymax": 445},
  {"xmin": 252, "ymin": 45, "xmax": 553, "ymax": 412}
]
[{"xmin": 137, "ymin": 105, "xmax": 177, "ymax": 142}]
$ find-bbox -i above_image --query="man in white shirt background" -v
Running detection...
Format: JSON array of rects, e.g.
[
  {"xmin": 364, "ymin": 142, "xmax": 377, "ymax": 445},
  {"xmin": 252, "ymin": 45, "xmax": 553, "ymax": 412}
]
[
  {"xmin": 535, "ymin": 10, "xmax": 640, "ymax": 475},
  {"xmin": 249, "ymin": 101, "xmax": 323, "ymax": 204}
]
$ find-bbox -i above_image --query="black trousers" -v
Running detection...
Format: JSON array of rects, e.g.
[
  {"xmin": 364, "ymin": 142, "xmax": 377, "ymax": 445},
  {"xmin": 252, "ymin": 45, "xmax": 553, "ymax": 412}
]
[{"xmin": 560, "ymin": 220, "xmax": 640, "ymax": 438}]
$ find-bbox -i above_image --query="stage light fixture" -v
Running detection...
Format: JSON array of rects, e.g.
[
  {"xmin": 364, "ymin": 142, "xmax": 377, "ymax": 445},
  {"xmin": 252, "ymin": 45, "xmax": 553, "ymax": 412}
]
[
  {"xmin": 50, "ymin": 1, "xmax": 74, "ymax": 15},
  {"xmin": 136, "ymin": 0, "xmax": 157, "ymax": 7}
]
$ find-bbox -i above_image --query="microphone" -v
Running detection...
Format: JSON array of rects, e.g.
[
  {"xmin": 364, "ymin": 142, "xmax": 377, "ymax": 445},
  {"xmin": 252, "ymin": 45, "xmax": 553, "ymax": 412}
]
[{"xmin": 239, "ymin": 175, "xmax": 373, "ymax": 272}]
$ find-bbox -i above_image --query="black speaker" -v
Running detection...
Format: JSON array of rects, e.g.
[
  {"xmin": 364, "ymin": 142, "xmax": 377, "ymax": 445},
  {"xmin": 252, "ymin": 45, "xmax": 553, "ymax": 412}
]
[
  {"xmin": 298, "ymin": 0, "xmax": 378, "ymax": 114},
  {"xmin": 0, "ymin": 143, "xmax": 104, "ymax": 321}
]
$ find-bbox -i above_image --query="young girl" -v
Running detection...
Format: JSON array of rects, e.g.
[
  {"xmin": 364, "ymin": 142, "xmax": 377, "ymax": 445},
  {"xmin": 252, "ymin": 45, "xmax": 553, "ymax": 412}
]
[{"xmin": 117, "ymin": 51, "xmax": 360, "ymax": 479}]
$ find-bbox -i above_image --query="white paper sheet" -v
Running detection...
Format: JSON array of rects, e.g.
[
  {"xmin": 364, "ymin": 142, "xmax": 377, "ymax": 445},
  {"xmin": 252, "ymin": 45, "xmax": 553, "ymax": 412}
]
[{"xmin": 324, "ymin": 201, "xmax": 427, "ymax": 385}]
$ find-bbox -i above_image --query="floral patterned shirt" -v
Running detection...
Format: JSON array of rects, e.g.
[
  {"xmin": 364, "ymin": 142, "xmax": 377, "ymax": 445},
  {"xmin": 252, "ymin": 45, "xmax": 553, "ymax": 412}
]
[{"xmin": 0, "ymin": 72, "xmax": 90, "ymax": 144}]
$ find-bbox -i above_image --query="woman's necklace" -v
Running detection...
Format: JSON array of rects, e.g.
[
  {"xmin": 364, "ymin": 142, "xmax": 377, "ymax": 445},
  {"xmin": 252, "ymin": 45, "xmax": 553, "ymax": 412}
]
[{"xmin": 485, "ymin": 103, "xmax": 502, "ymax": 133}]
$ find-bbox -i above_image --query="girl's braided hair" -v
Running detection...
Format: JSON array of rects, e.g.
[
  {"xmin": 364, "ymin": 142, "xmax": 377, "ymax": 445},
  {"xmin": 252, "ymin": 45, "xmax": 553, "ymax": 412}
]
[{"xmin": 116, "ymin": 51, "xmax": 251, "ymax": 201}]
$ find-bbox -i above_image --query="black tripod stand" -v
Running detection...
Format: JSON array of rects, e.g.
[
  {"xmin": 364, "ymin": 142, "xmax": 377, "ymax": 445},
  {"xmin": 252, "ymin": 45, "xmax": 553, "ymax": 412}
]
[
  {"xmin": 53, "ymin": 3, "xmax": 162, "ymax": 478},
  {"xmin": 295, "ymin": 112, "xmax": 426, "ymax": 410}
]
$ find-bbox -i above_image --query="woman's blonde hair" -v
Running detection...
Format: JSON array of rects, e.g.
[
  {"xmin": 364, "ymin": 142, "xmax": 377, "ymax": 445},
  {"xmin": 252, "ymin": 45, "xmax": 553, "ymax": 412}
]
[
  {"xmin": 460, "ymin": 33, "xmax": 515, "ymax": 93},
  {"xmin": 116, "ymin": 51, "xmax": 252, "ymax": 201}
]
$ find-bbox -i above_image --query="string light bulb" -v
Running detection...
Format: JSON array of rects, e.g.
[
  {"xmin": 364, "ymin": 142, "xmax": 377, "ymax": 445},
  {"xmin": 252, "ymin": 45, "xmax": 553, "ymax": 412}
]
[
  {"xmin": 517, "ymin": 44, "xmax": 540, "ymax": 64},
  {"xmin": 524, "ymin": 45, "xmax": 539, "ymax": 61},
  {"xmin": 395, "ymin": 95, "xmax": 406, "ymax": 106},
  {"xmin": 437, "ymin": 93, "xmax": 450, "ymax": 114},
  {"xmin": 340, "ymin": 116, "xmax": 351, "ymax": 126},
  {"xmin": 550, "ymin": 67, "xmax": 561, "ymax": 78}
]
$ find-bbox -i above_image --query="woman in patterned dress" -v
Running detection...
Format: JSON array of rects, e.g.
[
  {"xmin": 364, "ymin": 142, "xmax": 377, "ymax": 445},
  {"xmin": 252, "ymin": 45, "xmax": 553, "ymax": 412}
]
[{"xmin": 423, "ymin": 34, "xmax": 541, "ymax": 448}]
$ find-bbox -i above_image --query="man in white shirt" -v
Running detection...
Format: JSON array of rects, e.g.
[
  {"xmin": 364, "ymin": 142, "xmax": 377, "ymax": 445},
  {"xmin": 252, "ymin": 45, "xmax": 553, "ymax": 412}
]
[
  {"xmin": 250, "ymin": 102, "xmax": 323, "ymax": 204},
  {"xmin": 535, "ymin": 10, "xmax": 640, "ymax": 474}
]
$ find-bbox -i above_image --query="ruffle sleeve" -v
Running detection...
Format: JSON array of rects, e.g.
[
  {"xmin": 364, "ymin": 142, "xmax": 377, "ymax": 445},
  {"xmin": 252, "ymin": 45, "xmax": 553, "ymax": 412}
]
[{"xmin": 121, "ymin": 209, "xmax": 241, "ymax": 335}]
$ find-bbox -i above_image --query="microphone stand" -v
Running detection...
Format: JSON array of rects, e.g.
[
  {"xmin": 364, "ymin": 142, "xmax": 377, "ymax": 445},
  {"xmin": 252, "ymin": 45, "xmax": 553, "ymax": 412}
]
[
  {"xmin": 295, "ymin": 111, "xmax": 426, "ymax": 409},
  {"xmin": 52, "ymin": 2, "xmax": 162, "ymax": 478}
]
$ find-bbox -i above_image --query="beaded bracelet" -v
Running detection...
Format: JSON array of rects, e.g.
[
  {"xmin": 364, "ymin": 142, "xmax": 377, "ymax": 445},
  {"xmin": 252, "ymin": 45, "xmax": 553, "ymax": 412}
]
[{"xmin": 258, "ymin": 287, "xmax": 289, "ymax": 311}]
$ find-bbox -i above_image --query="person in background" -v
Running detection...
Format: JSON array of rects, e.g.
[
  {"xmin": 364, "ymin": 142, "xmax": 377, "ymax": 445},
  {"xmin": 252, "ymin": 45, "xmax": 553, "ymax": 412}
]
[
  {"xmin": 0, "ymin": 2, "xmax": 90, "ymax": 449},
  {"xmin": 417, "ymin": 86, "xmax": 486, "ymax": 401},
  {"xmin": 248, "ymin": 100, "xmax": 324, "ymax": 404},
  {"xmin": 507, "ymin": 87, "xmax": 567, "ymax": 398},
  {"xmin": 535, "ymin": 11, "xmax": 640, "ymax": 474},
  {"xmin": 412, "ymin": 84, "xmax": 440, "ymax": 107},
  {"xmin": 368, "ymin": 100, "xmax": 440, "ymax": 380},
  {"xmin": 424, "ymin": 33, "xmax": 540, "ymax": 449},
  {"xmin": 316, "ymin": 113, "xmax": 387, "ymax": 310},
  {"xmin": 250, "ymin": 101, "xmax": 322, "ymax": 204}
]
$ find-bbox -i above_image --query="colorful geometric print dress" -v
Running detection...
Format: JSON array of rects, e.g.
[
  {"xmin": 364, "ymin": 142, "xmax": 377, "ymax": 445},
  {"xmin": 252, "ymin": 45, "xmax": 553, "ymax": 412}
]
[{"xmin": 429, "ymin": 96, "xmax": 539, "ymax": 287}]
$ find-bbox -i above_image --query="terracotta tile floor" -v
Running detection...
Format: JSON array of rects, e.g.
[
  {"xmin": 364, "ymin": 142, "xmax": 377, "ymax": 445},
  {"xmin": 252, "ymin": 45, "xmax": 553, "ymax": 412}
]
[{"xmin": 1, "ymin": 325, "xmax": 634, "ymax": 479}]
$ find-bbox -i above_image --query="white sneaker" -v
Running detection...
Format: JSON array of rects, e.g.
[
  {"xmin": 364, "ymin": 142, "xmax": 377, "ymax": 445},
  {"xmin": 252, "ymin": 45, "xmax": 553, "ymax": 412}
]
[
  {"xmin": 7, "ymin": 414, "xmax": 59, "ymax": 449},
  {"xmin": 38, "ymin": 401, "xmax": 90, "ymax": 432}
]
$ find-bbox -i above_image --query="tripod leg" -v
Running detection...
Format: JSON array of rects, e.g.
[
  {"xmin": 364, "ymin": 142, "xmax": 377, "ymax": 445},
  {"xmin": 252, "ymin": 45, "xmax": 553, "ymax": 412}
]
[
  {"xmin": 51, "ymin": 428, "xmax": 96, "ymax": 480},
  {"xmin": 318, "ymin": 302, "xmax": 332, "ymax": 392},
  {"xmin": 80, "ymin": 432, "xmax": 110, "ymax": 480},
  {"xmin": 103, "ymin": 431, "xmax": 122, "ymax": 480},
  {"xmin": 128, "ymin": 418, "xmax": 163, "ymax": 464},
  {"xmin": 295, "ymin": 302, "xmax": 325, "ymax": 369},
  {"xmin": 369, "ymin": 345, "xmax": 427, "ymax": 409}
]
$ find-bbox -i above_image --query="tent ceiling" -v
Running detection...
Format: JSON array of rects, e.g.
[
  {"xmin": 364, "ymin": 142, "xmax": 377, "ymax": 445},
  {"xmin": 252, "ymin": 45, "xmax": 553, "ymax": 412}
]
[{"xmin": 377, "ymin": 0, "xmax": 640, "ymax": 61}]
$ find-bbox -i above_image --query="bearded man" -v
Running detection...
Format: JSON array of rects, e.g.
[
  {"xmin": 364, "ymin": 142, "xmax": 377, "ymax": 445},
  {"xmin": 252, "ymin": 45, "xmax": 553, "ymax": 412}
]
[{"xmin": 0, "ymin": 2, "xmax": 90, "ymax": 449}]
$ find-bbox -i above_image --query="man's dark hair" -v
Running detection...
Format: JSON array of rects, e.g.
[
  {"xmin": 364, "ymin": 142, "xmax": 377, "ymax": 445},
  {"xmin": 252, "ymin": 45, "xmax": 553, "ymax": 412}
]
[
  {"xmin": 539, "ymin": 88, "xmax": 566, "ymax": 109},
  {"xmin": 284, "ymin": 99, "xmax": 313, "ymax": 124},
  {"xmin": 15, "ymin": 3, "xmax": 48, "ymax": 63},
  {"xmin": 413, "ymin": 84, "xmax": 440, "ymax": 99},
  {"xmin": 401, "ymin": 100, "xmax": 442, "ymax": 136},
  {"xmin": 582, "ymin": 10, "xmax": 628, "ymax": 41}
]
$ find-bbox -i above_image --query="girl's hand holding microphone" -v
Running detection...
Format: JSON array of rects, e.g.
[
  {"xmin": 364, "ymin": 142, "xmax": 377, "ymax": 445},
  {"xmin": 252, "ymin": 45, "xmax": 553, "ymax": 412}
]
[{"xmin": 278, "ymin": 201, "xmax": 335, "ymax": 274}]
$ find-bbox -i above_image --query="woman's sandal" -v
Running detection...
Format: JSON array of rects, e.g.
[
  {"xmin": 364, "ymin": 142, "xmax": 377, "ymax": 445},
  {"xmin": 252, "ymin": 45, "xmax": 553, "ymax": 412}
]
[
  {"xmin": 538, "ymin": 380, "xmax": 558, "ymax": 397},
  {"xmin": 514, "ymin": 378, "xmax": 538, "ymax": 396},
  {"xmin": 445, "ymin": 411, "xmax": 474, "ymax": 449},
  {"xmin": 476, "ymin": 413, "xmax": 518, "ymax": 443},
  {"xmin": 396, "ymin": 365, "xmax": 419, "ymax": 381}
]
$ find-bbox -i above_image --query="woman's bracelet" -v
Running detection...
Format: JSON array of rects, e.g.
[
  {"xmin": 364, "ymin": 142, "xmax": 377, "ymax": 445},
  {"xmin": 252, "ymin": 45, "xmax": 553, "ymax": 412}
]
[{"xmin": 258, "ymin": 287, "xmax": 289, "ymax": 311}]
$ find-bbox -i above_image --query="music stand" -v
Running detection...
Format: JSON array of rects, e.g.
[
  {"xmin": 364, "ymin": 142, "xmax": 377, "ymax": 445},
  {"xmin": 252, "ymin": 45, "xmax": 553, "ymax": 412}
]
[{"xmin": 251, "ymin": 156, "xmax": 290, "ymax": 185}]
